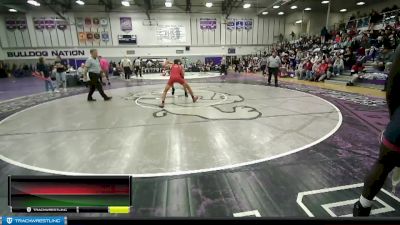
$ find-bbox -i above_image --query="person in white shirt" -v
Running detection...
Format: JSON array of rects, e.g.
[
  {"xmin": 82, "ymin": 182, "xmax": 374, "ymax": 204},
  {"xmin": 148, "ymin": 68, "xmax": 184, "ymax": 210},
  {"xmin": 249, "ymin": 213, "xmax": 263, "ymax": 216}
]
[
  {"xmin": 333, "ymin": 55, "xmax": 344, "ymax": 76},
  {"xmin": 267, "ymin": 51, "xmax": 281, "ymax": 87},
  {"xmin": 120, "ymin": 56, "xmax": 132, "ymax": 80},
  {"xmin": 134, "ymin": 57, "xmax": 142, "ymax": 77},
  {"xmin": 77, "ymin": 63, "xmax": 87, "ymax": 86}
]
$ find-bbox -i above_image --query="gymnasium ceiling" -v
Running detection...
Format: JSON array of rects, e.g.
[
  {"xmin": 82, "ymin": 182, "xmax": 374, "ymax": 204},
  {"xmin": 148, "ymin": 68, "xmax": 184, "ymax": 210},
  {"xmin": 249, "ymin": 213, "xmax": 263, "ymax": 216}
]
[{"xmin": 0, "ymin": 0, "xmax": 392, "ymax": 17}]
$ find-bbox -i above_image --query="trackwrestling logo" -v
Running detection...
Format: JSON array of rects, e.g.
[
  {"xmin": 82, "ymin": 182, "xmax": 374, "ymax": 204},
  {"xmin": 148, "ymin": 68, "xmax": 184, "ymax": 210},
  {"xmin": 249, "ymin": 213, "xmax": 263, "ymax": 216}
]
[{"xmin": 2, "ymin": 217, "xmax": 65, "ymax": 225}]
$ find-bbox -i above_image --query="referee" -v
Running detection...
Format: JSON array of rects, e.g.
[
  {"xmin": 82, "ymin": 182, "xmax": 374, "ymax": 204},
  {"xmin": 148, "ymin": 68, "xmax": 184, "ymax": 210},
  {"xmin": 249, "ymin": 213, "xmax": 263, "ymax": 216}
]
[{"xmin": 84, "ymin": 49, "xmax": 112, "ymax": 101}]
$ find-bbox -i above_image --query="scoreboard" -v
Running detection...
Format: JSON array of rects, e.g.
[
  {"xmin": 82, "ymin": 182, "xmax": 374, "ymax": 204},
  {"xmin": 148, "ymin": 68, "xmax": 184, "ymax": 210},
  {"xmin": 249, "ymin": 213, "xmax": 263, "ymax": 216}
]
[{"xmin": 8, "ymin": 176, "xmax": 131, "ymax": 214}]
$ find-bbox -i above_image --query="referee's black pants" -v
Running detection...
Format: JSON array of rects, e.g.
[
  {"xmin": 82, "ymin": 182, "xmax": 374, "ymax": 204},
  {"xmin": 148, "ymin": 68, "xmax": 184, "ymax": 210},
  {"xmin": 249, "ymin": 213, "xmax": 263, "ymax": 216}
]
[{"xmin": 88, "ymin": 72, "xmax": 108, "ymax": 100}]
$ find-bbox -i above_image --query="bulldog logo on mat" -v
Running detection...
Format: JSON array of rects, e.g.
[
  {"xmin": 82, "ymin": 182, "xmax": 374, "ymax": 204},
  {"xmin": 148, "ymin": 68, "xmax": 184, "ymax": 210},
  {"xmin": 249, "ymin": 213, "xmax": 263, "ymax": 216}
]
[{"xmin": 126, "ymin": 89, "xmax": 262, "ymax": 120}]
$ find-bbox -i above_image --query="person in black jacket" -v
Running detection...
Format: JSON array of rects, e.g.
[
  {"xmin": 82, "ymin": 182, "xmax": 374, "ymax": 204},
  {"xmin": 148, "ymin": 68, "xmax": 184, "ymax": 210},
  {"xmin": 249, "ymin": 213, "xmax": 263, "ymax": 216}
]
[
  {"xmin": 353, "ymin": 44, "xmax": 400, "ymax": 217},
  {"xmin": 37, "ymin": 57, "xmax": 55, "ymax": 93}
]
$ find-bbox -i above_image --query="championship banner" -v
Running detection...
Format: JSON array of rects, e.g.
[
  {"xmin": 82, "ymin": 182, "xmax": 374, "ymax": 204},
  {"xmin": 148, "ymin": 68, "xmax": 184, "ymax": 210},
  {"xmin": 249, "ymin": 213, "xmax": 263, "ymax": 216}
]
[
  {"xmin": 244, "ymin": 19, "xmax": 253, "ymax": 30},
  {"xmin": 78, "ymin": 32, "xmax": 86, "ymax": 43},
  {"xmin": 235, "ymin": 19, "xmax": 244, "ymax": 30},
  {"xmin": 101, "ymin": 31, "xmax": 109, "ymax": 42},
  {"xmin": 84, "ymin": 17, "xmax": 92, "ymax": 27},
  {"xmin": 16, "ymin": 18, "xmax": 27, "ymax": 30},
  {"xmin": 86, "ymin": 32, "xmax": 93, "ymax": 41},
  {"xmin": 120, "ymin": 17, "xmax": 132, "ymax": 31},
  {"xmin": 156, "ymin": 24, "xmax": 186, "ymax": 43},
  {"xmin": 5, "ymin": 19, "xmax": 16, "ymax": 30},
  {"xmin": 56, "ymin": 18, "xmax": 68, "ymax": 30},
  {"xmin": 33, "ymin": 17, "xmax": 45, "ymax": 30},
  {"xmin": 100, "ymin": 18, "xmax": 108, "ymax": 28},
  {"xmin": 93, "ymin": 32, "xmax": 100, "ymax": 44},
  {"xmin": 45, "ymin": 17, "xmax": 56, "ymax": 29},
  {"xmin": 227, "ymin": 19, "xmax": 235, "ymax": 30},
  {"xmin": 200, "ymin": 18, "xmax": 217, "ymax": 30},
  {"xmin": 75, "ymin": 17, "xmax": 84, "ymax": 27},
  {"xmin": 92, "ymin": 18, "xmax": 100, "ymax": 26}
]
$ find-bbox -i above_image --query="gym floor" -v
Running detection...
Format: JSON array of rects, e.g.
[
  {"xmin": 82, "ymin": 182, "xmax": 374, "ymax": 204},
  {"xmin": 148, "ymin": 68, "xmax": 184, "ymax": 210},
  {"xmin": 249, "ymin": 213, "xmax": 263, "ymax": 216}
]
[{"xmin": 0, "ymin": 72, "xmax": 398, "ymax": 217}]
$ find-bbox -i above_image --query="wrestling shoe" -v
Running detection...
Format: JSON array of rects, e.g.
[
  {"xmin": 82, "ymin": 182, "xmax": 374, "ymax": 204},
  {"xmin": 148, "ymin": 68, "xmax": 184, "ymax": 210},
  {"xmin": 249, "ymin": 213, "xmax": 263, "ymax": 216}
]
[
  {"xmin": 104, "ymin": 97, "xmax": 112, "ymax": 101},
  {"xmin": 172, "ymin": 88, "xmax": 175, "ymax": 96},
  {"xmin": 193, "ymin": 96, "xmax": 199, "ymax": 103},
  {"xmin": 185, "ymin": 92, "xmax": 188, "ymax": 98},
  {"xmin": 87, "ymin": 98, "xmax": 96, "ymax": 102},
  {"xmin": 353, "ymin": 201, "xmax": 371, "ymax": 217}
]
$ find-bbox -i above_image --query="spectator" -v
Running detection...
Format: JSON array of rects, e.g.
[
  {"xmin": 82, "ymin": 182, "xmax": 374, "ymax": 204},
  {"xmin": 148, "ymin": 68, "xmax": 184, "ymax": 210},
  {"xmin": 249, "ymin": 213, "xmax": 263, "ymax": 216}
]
[
  {"xmin": 54, "ymin": 56, "xmax": 68, "ymax": 92},
  {"xmin": 347, "ymin": 61, "xmax": 365, "ymax": 86},
  {"xmin": 333, "ymin": 55, "xmax": 345, "ymax": 76}
]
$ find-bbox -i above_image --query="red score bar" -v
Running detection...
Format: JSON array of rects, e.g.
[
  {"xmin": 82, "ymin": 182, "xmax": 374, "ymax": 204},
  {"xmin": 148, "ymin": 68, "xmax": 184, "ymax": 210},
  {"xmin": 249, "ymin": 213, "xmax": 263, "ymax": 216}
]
[{"xmin": 12, "ymin": 183, "xmax": 130, "ymax": 195}]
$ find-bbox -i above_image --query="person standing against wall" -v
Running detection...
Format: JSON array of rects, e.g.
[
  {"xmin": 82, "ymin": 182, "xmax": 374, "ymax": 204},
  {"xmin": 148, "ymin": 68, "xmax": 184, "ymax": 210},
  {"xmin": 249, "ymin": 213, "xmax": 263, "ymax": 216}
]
[
  {"xmin": 121, "ymin": 56, "xmax": 132, "ymax": 80},
  {"xmin": 134, "ymin": 57, "xmax": 142, "ymax": 78},
  {"xmin": 54, "ymin": 56, "xmax": 68, "ymax": 92},
  {"xmin": 84, "ymin": 49, "xmax": 112, "ymax": 102},
  {"xmin": 267, "ymin": 51, "xmax": 281, "ymax": 87}
]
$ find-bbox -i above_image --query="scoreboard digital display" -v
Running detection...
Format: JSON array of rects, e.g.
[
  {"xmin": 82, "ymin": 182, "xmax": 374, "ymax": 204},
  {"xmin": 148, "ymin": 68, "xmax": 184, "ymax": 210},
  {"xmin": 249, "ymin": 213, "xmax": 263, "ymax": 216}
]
[
  {"xmin": 118, "ymin": 35, "xmax": 137, "ymax": 44},
  {"xmin": 8, "ymin": 176, "xmax": 131, "ymax": 214}
]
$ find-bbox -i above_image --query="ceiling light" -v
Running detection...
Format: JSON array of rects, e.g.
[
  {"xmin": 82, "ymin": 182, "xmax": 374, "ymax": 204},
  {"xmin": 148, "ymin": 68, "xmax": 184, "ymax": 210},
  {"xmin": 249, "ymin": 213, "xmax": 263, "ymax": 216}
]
[
  {"xmin": 27, "ymin": 0, "xmax": 40, "ymax": 6},
  {"xmin": 9, "ymin": 8, "xmax": 17, "ymax": 12},
  {"xmin": 273, "ymin": 5, "xmax": 280, "ymax": 9},
  {"xmin": 321, "ymin": 1, "xmax": 330, "ymax": 4},
  {"xmin": 356, "ymin": 1, "xmax": 365, "ymax": 5},
  {"xmin": 75, "ymin": 0, "xmax": 85, "ymax": 5},
  {"xmin": 205, "ymin": 2, "xmax": 212, "ymax": 7},
  {"xmin": 340, "ymin": 8, "xmax": 347, "ymax": 12},
  {"xmin": 295, "ymin": 20, "xmax": 302, "ymax": 24},
  {"xmin": 262, "ymin": 11, "xmax": 268, "ymax": 15},
  {"xmin": 304, "ymin": 7, "xmax": 311, "ymax": 11},
  {"xmin": 121, "ymin": 0, "xmax": 130, "ymax": 6},
  {"xmin": 278, "ymin": 12, "xmax": 284, "ymax": 15},
  {"xmin": 243, "ymin": 3, "xmax": 251, "ymax": 8},
  {"xmin": 290, "ymin": 5, "xmax": 297, "ymax": 9},
  {"xmin": 165, "ymin": 0, "xmax": 172, "ymax": 7}
]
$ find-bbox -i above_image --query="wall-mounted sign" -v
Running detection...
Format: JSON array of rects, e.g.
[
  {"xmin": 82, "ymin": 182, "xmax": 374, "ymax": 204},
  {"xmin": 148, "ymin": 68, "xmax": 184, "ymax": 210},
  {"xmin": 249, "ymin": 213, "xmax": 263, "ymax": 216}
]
[
  {"xmin": 156, "ymin": 25, "xmax": 186, "ymax": 43},
  {"xmin": 120, "ymin": 17, "xmax": 132, "ymax": 32},
  {"xmin": 228, "ymin": 48, "xmax": 236, "ymax": 54},
  {"xmin": 244, "ymin": 19, "xmax": 253, "ymax": 30},
  {"xmin": 45, "ymin": 17, "xmax": 56, "ymax": 30},
  {"xmin": 16, "ymin": 18, "xmax": 27, "ymax": 30},
  {"xmin": 118, "ymin": 35, "xmax": 137, "ymax": 44},
  {"xmin": 100, "ymin": 18, "xmax": 108, "ymax": 27},
  {"xmin": 75, "ymin": 17, "xmax": 84, "ymax": 27},
  {"xmin": 6, "ymin": 50, "xmax": 86, "ymax": 58}
]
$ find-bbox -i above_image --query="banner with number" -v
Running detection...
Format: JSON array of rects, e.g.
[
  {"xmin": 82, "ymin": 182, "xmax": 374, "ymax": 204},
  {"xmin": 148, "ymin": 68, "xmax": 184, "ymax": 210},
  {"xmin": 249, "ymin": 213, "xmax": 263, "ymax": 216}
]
[
  {"xmin": 235, "ymin": 20, "xmax": 244, "ymax": 30},
  {"xmin": 33, "ymin": 17, "xmax": 45, "ymax": 30},
  {"xmin": 227, "ymin": 19, "xmax": 235, "ymax": 30},
  {"xmin": 16, "ymin": 18, "xmax": 27, "ymax": 30},
  {"xmin": 244, "ymin": 19, "xmax": 253, "ymax": 30},
  {"xmin": 200, "ymin": 18, "xmax": 217, "ymax": 30},
  {"xmin": 5, "ymin": 19, "xmax": 16, "ymax": 30},
  {"xmin": 45, "ymin": 17, "xmax": 56, "ymax": 29},
  {"xmin": 57, "ymin": 18, "xmax": 68, "ymax": 30}
]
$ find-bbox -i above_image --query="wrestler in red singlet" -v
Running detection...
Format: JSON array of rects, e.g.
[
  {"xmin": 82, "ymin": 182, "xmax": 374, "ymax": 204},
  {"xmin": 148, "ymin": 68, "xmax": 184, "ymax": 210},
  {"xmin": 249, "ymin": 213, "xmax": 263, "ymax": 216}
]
[
  {"xmin": 168, "ymin": 64, "xmax": 185, "ymax": 86},
  {"xmin": 159, "ymin": 59, "xmax": 198, "ymax": 108}
]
